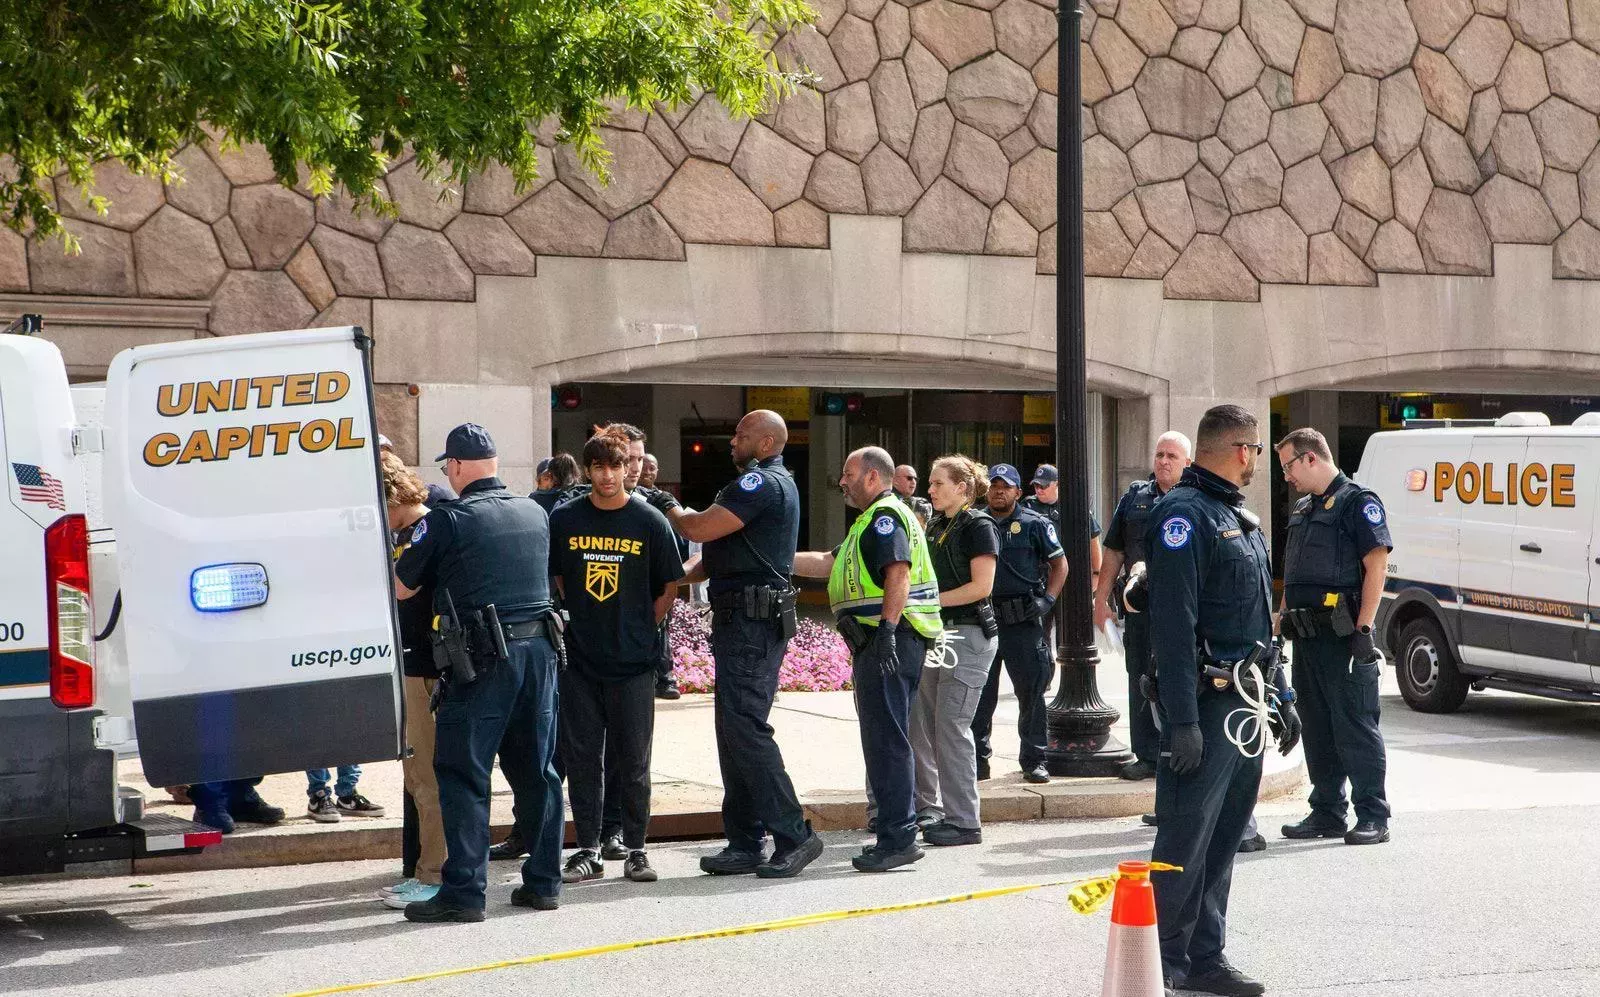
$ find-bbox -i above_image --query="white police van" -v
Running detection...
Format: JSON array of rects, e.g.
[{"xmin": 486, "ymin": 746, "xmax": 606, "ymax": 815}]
[
  {"xmin": 1363, "ymin": 412, "xmax": 1600, "ymax": 713},
  {"xmin": 0, "ymin": 320, "xmax": 402, "ymax": 875}
]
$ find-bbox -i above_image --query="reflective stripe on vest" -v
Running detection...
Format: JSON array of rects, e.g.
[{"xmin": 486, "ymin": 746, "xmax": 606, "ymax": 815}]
[{"xmin": 827, "ymin": 495, "xmax": 944, "ymax": 639}]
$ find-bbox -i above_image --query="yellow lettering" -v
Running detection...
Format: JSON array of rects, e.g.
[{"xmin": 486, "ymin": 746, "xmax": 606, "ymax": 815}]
[
  {"xmin": 178, "ymin": 430, "xmax": 216, "ymax": 464},
  {"xmin": 251, "ymin": 376, "xmax": 287, "ymax": 408},
  {"xmin": 1482, "ymin": 462, "xmax": 1505, "ymax": 504},
  {"xmin": 1522, "ymin": 463, "xmax": 1548, "ymax": 505},
  {"xmin": 157, "ymin": 383, "xmax": 192, "ymax": 417},
  {"xmin": 1456, "ymin": 461, "xmax": 1481, "ymax": 504},
  {"xmin": 283, "ymin": 373, "xmax": 316, "ymax": 406},
  {"xmin": 249, "ymin": 423, "xmax": 268, "ymax": 458},
  {"xmin": 316, "ymin": 371, "xmax": 350, "ymax": 403},
  {"xmin": 1553, "ymin": 463, "xmax": 1576, "ymax": 507},
  {"xmin": 1507, "ymin": 463, "xmax": 1518, "ymax": 505},
  {"xmin": 214, "ymin": 426, "xmax": 252, "ymax": 460},
  {"xmin": 569, "ymin": 537, "xmax": 579, "ymax": 551},
  {"xmin": 266, "ymin": 422, "xmax": 298, "ymax": 455},
  {"xmin": 193, "ymin": 380, "xmax": 231, "ymax": 414},
  {"xmin": 143, "ymin": 433, "xmax": 180, "ymax": 466},
  {"xmin": 232, "ymin": 378, "xmax": 251, "ymax": 410},
  {"xmin": 1433, "ymin": 462, "xmax": 1454, "ymax": 503},
  {"xmin": 300, "ymin": 419, "xmax": 335, "ymax": 453},
  {"xmin": 335, "ymin": 417, "xmax": 366, "ymax": 450}
]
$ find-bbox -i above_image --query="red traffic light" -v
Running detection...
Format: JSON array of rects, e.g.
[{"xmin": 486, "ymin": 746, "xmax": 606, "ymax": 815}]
[{"xmin": 556, "ymin": 385, "xmax": 582, "ymax": 410}]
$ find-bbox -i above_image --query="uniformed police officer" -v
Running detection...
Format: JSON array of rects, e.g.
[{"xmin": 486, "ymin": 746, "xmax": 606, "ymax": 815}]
[
  {"xmin": 1275, "ymin": 427, "xmax": 1393, "ymax": 846},
  {"xmin": 1146, "ymin": 405, "xmax": 1300, "ymax": 996},
  {"xmin": 969, "ymin": 464, "xmax": 1066, "ymax": 783},
  {"xmin": 1024, "ymin": 463, "xmax": 1103, "ymax": 581},
  {"xmin": 665, "ymin": 410, "xmax": 824, "ymax": 878},
  {"xmin": 795, "ymin": 447, "xmax": 943, "ymax": 871},
  {"xmin": 1095, "ymin": 432, "xmax": 1193, "ymax": 782},
  {"xmin": 393, "ymin": 423, "xmax": 566, "ymax": 922}
]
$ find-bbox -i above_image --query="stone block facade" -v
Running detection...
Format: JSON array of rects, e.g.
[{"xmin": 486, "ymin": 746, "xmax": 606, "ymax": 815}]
[{"xmin": 13, "ymin": 0, "xmax": 1600, "ymax": 327}]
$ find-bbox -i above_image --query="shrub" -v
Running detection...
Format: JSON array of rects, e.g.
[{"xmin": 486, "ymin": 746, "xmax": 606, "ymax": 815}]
[{"xmin": 669, "ymin": 607, "xmax": 853, "ymax": 693}]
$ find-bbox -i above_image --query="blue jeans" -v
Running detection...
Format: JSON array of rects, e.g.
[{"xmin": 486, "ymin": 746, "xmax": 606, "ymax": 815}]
[
  {"xmin": 854, "ymin": 626, "xmax": 926, "ymax": 851},
  {"xmin": 434, "ymin": 635, "xmax": 564, "ymax": 909},
  {"xmin": 306, "ymin": 765, "xmax": 361, "ymax": 799}
]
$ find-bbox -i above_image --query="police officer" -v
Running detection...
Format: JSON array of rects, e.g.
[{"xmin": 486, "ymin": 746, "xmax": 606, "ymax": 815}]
[
  {"xmin": 795, "ymin": 447, "xmax": 943, "ymax": 871},
  {"xmin": 1275, "ymin": 427, "xmax": 1393, "ymax": 846},
  {"xmin": 393, "ymin": 423, "xmax": 565, "ymax": 921},
  {"xmin": 969, "ymin": 464, "xmax": 1066, "ymax": 784},
  {"xmin": 1024, "ymin": 463, "xmax": 1103, "ymax": 580},
  {"xmin": 665, "ymin": 409, "xmax": 823, "ymax": 878},
  {"xmin": 1145, "ymin": 405, "xmax": 1300, "ymax": 996},
  {"xmin": 1095, "ymin": 432, "xmax": 1193, "ymax": 782}
]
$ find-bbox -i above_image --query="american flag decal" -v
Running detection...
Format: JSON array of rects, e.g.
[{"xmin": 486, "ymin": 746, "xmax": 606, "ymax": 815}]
[{"xmin": 13, "ymin": 463, "xmax": 65, "ymax": 511}]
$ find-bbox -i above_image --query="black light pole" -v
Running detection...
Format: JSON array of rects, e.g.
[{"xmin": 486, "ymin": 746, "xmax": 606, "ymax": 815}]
[{"xmin": 1044, "ymin": 4, "xmax": 1133, "ymax": 777}]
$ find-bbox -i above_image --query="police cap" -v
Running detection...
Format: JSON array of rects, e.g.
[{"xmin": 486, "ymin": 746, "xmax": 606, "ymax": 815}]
[
  {"xmin": 989, "ymin": 463, "xmax": 1023, "ymax": 489},
  {"xmin": 1031, "ymin": 463, "xmax": 1059, "ymax": 485},
  {"xmin": 435, "ymin": 423, "xmax": 497, "ymax": 462}
]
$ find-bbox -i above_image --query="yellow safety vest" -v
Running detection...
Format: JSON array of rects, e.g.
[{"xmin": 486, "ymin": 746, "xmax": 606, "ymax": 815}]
[{"xmin": 827, "ymin": 494, "xmax": 943, "ymax": 639}]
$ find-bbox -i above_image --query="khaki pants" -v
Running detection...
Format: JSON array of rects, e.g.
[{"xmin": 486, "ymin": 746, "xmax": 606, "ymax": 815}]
[{"xmin": 402, "ymin": 676, "xmax": 446, "ymax": 885}]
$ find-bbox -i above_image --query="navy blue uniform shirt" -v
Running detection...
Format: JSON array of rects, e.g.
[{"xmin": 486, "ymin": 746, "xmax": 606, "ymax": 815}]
[
  {"xmin": 395, "ymin": 476, "xmax": 552, "ymax": 624},
  {"xmin": 703, "ymin": 455, "xmax": 800, "ymax": 595},
  {"xmin": 1283, "ymin": 472, "xmax": 1393, "ymax": 609},
  {"xmin": 1144, "ymin": 465, "xmax": 1273, "ymax": 726},
  {"xmin": 990, "ymin": 504, "xmax": 1065, "ymax": 599}
]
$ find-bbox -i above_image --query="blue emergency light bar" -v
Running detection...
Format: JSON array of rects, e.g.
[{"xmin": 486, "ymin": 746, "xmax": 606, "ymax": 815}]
[{"xmin": 190, "ymin": 563, "xmax": 269, "ymax": 612}]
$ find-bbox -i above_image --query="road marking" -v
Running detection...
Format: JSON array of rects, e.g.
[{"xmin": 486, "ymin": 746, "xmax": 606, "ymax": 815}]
[{"xmin": 285, "ymin": 871, "xmax": 1133, "ymax": 996}]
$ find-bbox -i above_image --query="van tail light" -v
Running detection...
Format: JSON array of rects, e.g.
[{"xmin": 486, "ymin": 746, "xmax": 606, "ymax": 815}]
[{"xmin": 45, "ymin": 514, "xmax": 94, "ymax": 709}]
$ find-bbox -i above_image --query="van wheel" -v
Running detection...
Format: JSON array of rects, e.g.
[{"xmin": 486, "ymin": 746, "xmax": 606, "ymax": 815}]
[{"xmin": 1394, "ymin": 617, "xmax": 1470, "ymax": 713}]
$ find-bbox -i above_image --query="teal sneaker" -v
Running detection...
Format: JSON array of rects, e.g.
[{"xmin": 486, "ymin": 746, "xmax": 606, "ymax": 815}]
[{"xmin": 383, "ymin": 882, "xmax": 439, "ymax": 910}]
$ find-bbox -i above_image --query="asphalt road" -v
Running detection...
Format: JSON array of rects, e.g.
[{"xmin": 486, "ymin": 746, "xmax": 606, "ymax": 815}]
[{"xmin": 4, "ymin": 681, "xmax": 1600, "ymax": 997}]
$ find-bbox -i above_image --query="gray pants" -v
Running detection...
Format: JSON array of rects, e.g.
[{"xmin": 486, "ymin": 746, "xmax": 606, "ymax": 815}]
[{"xmin": 911, "ymin": 624, "xmax": 996, "ymax": 830}]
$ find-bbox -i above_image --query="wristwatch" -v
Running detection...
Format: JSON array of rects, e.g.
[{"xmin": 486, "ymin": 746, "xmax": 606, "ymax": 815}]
[{"xmin": 1359, "ymin": 624, "xmax": 1373, "ymax": 635}]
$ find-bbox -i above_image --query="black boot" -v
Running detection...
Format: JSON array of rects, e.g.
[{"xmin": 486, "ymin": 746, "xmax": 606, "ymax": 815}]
[
  {"xmin": 1344, "ymin": 820, "xmax": 1390, "ymax": 845},
  {"xmin": 489, "ymin": 828, "xmax": 526, "ymax": 860},
  {"xmin": 699, "ymin": 845, "xmax": 764, "ymax": 875},
  {"xmin": 757, "ymin": 826, "xmax": 823, "ymax": 879},
  {"xmin": 1176, "ymin": 958, "xmax": 1264, "ymax": 996},
  {"xmin": 1281, "ymin": 813, "xmax": 1347, "ymax": 839}
]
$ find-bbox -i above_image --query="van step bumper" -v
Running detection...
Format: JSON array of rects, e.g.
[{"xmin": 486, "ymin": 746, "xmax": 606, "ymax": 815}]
[
  {"xmin": 1472, "ymin": 677, "xmax": 1600, "ymax": 703},
  {"xmin": 58, "ymin": 813, "xmax": 223, "ymax": 866}
]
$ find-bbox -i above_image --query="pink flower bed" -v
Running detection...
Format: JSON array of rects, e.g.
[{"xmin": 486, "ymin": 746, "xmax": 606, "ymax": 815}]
[{"xmin": 669, "ymin": 607, "xmax": 853, "ymax": 693}]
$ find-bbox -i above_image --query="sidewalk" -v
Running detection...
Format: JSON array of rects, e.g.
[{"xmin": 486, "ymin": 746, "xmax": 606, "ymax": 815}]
[{"xmin": 126, "ymin": 643, "xmax": 1305, "ymax": 872}]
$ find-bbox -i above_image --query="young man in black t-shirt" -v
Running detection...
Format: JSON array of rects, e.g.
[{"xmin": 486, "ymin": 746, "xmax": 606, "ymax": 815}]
[{"xmin": 548, "ymin": 430, "xmax": 685, "ymax": 884}]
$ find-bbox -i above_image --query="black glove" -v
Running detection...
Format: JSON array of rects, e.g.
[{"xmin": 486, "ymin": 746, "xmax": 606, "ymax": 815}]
[
  {"xmin": 871, "ymin": 623, "xmax": 899, "ymax": 676},
  {"xmin": 1350, "ymin": 626, "xmax": 1381, "ymax": 664},
  {"xmin": 1165, "ymin": 722, "xmax": 1204, "ymax": 775},
  {"xmin": 1269, "ymin": 701, "xmax": 1302, "ymax": 755},
  {"xmin": 1033, "ymin": 594, "xmax": 1057, "ymax": 620},
  {"xmin": 643, "ymin": 487, "xmax": 680, "ymax": 514}
]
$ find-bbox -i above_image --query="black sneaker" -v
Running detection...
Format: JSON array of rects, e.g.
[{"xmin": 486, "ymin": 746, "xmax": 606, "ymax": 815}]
[
  {"xmin": 600, "ymin": 833, "xmax": 629, "ymax": 861},
  {"xmin": 337, "ymin": 793, "xmax": 386, "ymax": 818},
  {"xmin": 1140, "ymin": 812, "xmax": 1159, "ymax": 827},
  {"xmin": 509, "ymin": 886, "xmax": 559, "ymax": 910},
  {"xmin": 1023, "ymin": 764, "xmax": 1050, "ymax": 784},
  {"xmin": 403, "ymin": 899, "xmax": 486, "ymax": 924},
  {"xmin": 655, "ymin": 677, "xmax": 682, "ymax": 700},
  {"xmin": 1344, "ymin": 820, "xmax": 1391, "ymax": 845},
  {"xmin": 229, "ymin": 796, "xmax": 285, "ymax": 825},
  {"xmin": 625, "ymin": 851, "xmax": 658, "ymax": 882},
  {"xmin": 851, "ymin": 842, "xmax": 924, "ymax": 872},
  {"xmin": 1237, "ymin": 832, "xmax": 1266, "ymax": 854},
  {"xmin": 489, "ymin": 829, "xmax": 526, "ymax": 860},
  {"xmin": 922, "ymin": 821, "xmax": 982, "ymax": 847},
  {"xmin": 561, "ymin": 849, "xmax": 604, "ymax": 884},
  {"xmin": 1281, "ymin": 813, "xmax": 1348, "ymax": 839},
  {"xmin": 700, "ymin": 846, "xmax": 764, "ymax": 875},
  {"xmin": 307, "ymin": 789, "xmax": 340, "ymax": 823},
  {"xmin": 1176, "ymin": 958, "xmax": 1264, "ymax": 996},
  {"xmin": 193, "ymin": 808, "xmax": 235, "ymax": 834},
  {"xmin": 757, "ymin": 827, "xmax": 823, "ymax": 879},
  {"xmin": 1119, "ymin": 759, "xmax": 1157, "ymax": 781}
]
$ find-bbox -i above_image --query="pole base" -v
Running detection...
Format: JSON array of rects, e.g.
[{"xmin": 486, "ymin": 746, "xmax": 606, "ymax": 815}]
[{"xmin": 1045, "ymin": 638, "xmax": 1135, "ymax": 778}]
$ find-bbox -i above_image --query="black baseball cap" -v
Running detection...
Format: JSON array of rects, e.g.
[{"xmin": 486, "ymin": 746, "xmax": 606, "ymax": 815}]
[
  {"xmin": 435, "ymin": 423, "xmax": 496, "ymax": 462},
  {"xmin": 1032, "ymin": 464, "xmax": 1059, "ymax": 485}
]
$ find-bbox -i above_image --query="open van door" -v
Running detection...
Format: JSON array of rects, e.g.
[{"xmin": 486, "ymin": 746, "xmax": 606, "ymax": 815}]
[{"xmin": 103, "ymin": 327, "xmax": 401, "ymax": 788}]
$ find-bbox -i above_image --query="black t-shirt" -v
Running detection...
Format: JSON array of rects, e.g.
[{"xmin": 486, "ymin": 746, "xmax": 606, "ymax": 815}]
[
  {"xmin": 391, "ymin": 515, "xmax": 437, "ymax": 678},
  {"xmin": 549, "ymin": 497, "xmax": 686, "ymax": 679},
  {"xmin": 926, "ymin": 508, "xmax": 1001, "ymax": 593}
]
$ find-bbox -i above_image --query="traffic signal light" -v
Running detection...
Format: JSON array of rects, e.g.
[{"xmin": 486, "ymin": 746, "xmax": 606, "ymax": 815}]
[
  {"xmin": 816, "ymin": 391, "xmax": 863, "ymax": 416},
  {"xmin": 551, "ymin": 384, "xmax": 582, "ymax": 411},
  {"xmin": 1387, "ymin": 394, "xmax": 1432, "ymax": 423}
]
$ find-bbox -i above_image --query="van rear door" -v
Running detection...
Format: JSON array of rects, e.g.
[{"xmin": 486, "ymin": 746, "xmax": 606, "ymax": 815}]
[
  {"xmin": 104, "ymin": 327, "xmax": 401, "ymax": 789},
  {"xmin": 1505, "ymin": 436, "xmax": 1594, "ymax": 685}
]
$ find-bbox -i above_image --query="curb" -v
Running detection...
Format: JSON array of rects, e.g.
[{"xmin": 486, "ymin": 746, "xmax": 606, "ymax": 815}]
[{"xmin": 133, "ymin": 762, "xmax": 1305, "ymax": 874}]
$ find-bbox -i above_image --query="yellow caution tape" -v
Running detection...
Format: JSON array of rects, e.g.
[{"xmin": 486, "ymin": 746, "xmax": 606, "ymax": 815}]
[{"xmin": 287, "ymin": 862, "xmax": 1182, "ymax": 997}]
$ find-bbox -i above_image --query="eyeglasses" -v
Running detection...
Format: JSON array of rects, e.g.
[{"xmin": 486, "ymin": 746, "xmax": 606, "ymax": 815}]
[
  {"xmin": 1233, "ymin": 442, "xmax": 1265, "ymax": 454},
  {"xmin": 1282, "ymin": 451, "xmax": 1311, "ymax": 468}
]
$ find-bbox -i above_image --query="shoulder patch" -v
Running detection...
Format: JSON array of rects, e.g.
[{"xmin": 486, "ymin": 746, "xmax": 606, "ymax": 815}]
[
  {"xmin": 410, "ymin": 518, "xmax": 428, "ymax": 544},
  {"xmin": 1159, "ymin": 516, "xmax": 1193, "ymax": 550},
  {"xmin": 1362, "ymin": 500, "xmax": 1384, "ymax": 525},
  {"xmin": 873, "ymin": 514, "xmax": 897, "ymax": 536},
  {"xmin": 738, "ymin": 471, "xmax": 763, "ymax": 492},
  {"xmin": 1045, "ymin": 522, "xmax": 1059, "ymax": 545}
]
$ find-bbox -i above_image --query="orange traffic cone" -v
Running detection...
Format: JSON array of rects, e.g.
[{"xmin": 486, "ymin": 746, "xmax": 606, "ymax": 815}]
[{"xmin": 1100, "ymin": 860, "xmax": 1165, "ymax": 997}]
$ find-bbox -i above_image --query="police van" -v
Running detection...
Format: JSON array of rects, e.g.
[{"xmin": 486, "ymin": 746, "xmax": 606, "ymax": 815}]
[
  {"xmin": 1362, "ymin": 412, "xmax": 1600, "ymax": 713},
  {"xmin": 0, "ymin": 321, "xmax": 402, "ymax": 875}
]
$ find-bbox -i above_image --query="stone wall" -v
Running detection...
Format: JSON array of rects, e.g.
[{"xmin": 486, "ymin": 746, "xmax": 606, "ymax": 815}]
[{"xmin": 5, "ymin": 0, "xmax": 1599, "ymax": 326}]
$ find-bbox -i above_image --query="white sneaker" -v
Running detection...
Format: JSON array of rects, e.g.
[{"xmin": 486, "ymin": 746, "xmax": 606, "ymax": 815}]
[
  {"xmin": 382, "ymin": 883, "xmax": 439, "ymax": 910},
  {"xmin": 377, "ymin": 877, "xmax": 419, "ymax": 899}
]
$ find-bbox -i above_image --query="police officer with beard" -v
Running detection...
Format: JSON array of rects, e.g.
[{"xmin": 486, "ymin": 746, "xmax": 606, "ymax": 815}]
[
  {"xmin": 393, "ymin": 424, "xmax": 566, "ymax": 921},
  {"xmin": 1275, "ymin": 428, "xmax": 1392, "ymax": 847},
  {"xmin": 1144, "ymin": 406, "xmax": 1301, "ymax": 995},
  {"xmin": 1095, "ymin": 432, "xmax": 1192, "ymax": 782},
  {"xmin": 666, "ymin": 410, "xmax": 823, "ymax": 879}
]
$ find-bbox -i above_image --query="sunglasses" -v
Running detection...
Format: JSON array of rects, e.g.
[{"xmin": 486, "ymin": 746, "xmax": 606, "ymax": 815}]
[{"xmin": 1233, "ymin": 442, "xmax": 1265, "ymax": 454}]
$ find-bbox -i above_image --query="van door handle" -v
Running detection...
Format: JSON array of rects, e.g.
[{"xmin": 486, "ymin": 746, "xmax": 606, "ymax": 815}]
[{"xmin": 1520, "ymin": 542, "xmax": 1542, "ymax": 554}]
